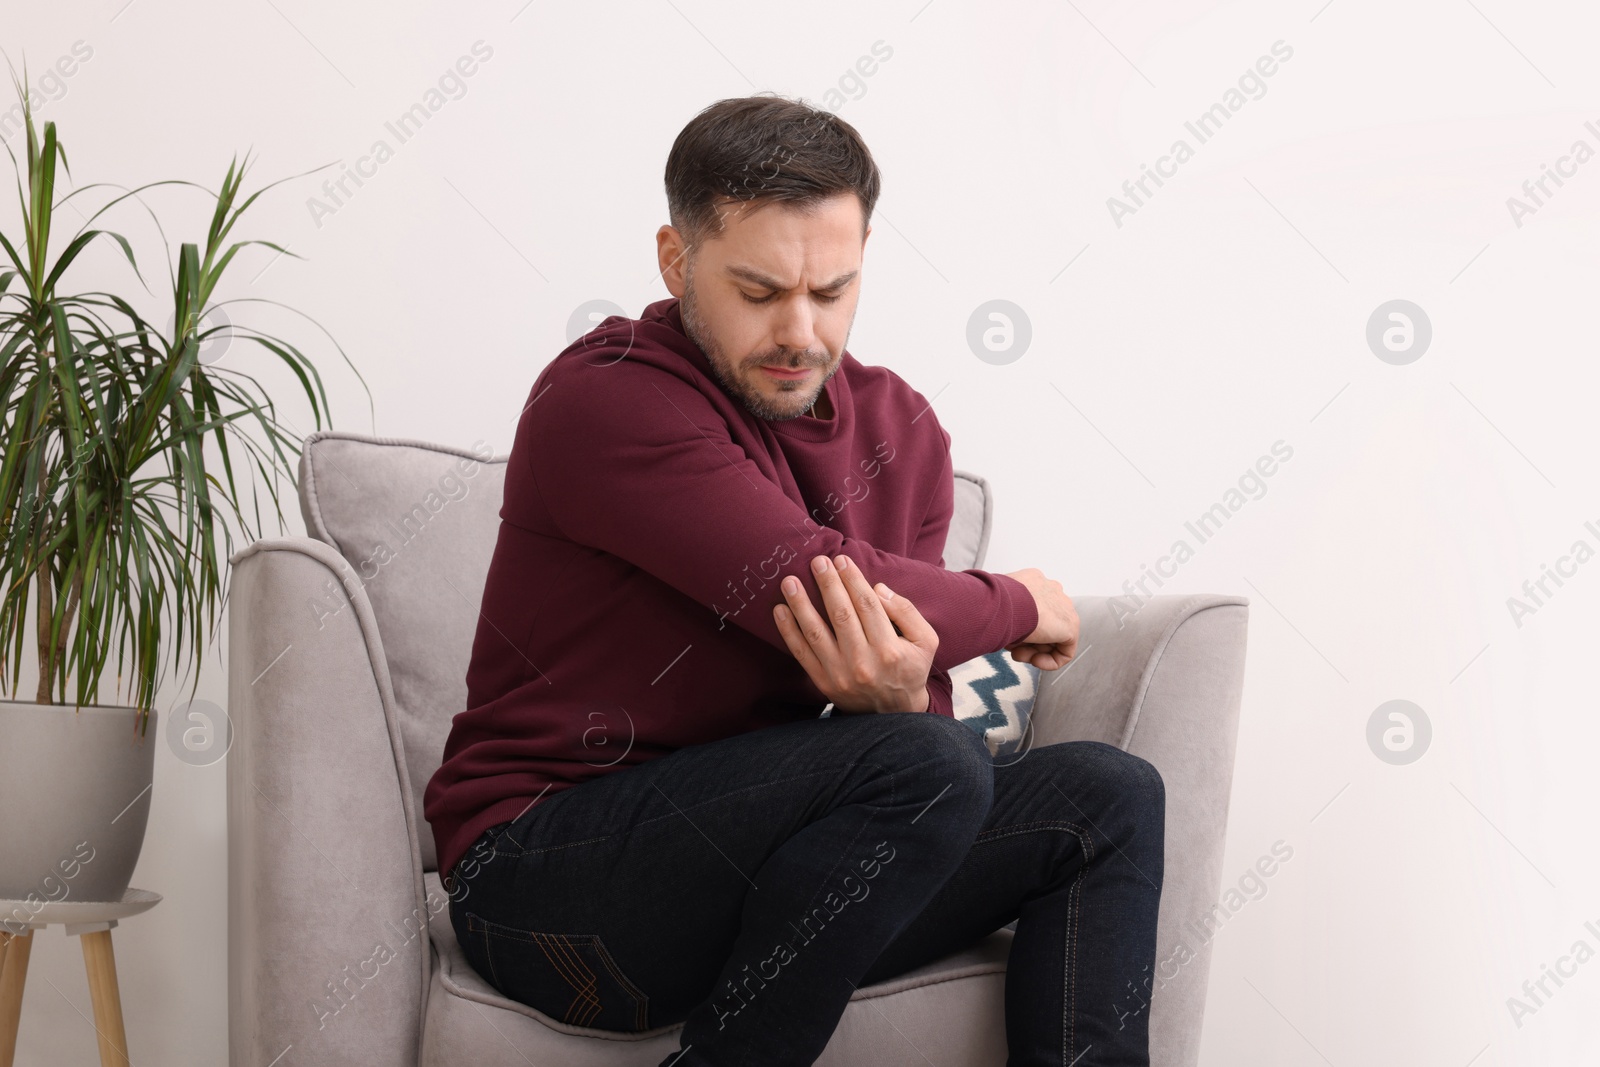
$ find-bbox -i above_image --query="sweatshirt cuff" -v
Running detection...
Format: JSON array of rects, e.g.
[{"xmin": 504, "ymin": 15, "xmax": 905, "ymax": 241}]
[
  {"xmin": 993, "ymin": 572, "xmax": 1040, "ymax": 648},
  {"xmin": 925, "ymin": 669, "xmax": 954, "ymax": 718}
]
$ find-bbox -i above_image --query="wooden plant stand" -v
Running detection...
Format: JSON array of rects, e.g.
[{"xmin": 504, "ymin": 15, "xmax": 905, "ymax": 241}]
[{"xmin": 0, "ymin": 889, "xmax": 162, "ymax": 1067}]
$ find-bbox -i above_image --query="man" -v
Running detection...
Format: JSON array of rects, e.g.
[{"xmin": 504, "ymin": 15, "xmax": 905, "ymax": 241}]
[{"xmin": 424, "ymin": 94, "xmax": 1165, "ymax": 1066}]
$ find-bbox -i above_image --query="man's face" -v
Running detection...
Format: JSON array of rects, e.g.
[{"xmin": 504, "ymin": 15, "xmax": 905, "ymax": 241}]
[{"xmin": 658, "ymin": 192, "xmax": 870, "ymax": 422}]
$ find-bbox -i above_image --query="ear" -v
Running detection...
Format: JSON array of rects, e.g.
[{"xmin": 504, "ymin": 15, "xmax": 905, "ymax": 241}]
[{"xmin": 657, "ymin": 225, "xmax": 688, "ymax": 297}]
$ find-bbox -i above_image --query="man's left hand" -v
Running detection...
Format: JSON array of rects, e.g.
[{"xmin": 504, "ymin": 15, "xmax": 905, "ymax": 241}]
[{"xmin": 773, "ymin": 553, "xmax": 939, "ymax": 714}]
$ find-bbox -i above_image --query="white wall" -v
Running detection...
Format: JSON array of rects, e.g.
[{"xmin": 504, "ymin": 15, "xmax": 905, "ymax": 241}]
[{"xmin": 5, "ymin": 0, "xmax": 1597, "ymax": 1063}]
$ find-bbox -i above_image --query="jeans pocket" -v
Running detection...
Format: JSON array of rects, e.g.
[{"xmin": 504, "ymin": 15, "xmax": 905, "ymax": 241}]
[
  {"xmin": 464, "ymin": 911, "xmax": 650, "ymax": 1032},
  {"xmin": 487, "ymin": 822, "xmax": 526, "ymax": 857}
]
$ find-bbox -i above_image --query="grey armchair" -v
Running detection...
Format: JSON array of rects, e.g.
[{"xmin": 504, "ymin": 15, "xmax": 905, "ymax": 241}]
[{"xmin": 226, "ymin": 430, "xmax": 1249, "ymax": 1066}]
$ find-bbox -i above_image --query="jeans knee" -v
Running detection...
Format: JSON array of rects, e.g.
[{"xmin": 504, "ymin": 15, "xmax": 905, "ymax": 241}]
[
  {"xmin": 1062, "ymin": 742, "xmax": 1165, "ymax": 843},
  {"xmin": 1104, "ymin": 748, "xmax": 1166, "ymax": 856},
  {"xmin": 872, "ymin": 712, "xmax": 994, "ymax": 822},
  {"xmin": 1123, "ymin": 751, "xmax": 1165, "ymax": 813}
]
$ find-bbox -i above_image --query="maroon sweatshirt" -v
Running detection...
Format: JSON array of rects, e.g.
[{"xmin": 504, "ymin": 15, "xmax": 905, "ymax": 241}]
[{"xmin": 424, "ymin": 296, "xmax": 1039, "ymax": 878}]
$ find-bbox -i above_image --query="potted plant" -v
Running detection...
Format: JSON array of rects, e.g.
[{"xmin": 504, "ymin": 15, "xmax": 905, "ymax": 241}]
[{"xmin": 0, "ymin": 65, "xmax": 368, "ymax": 903}]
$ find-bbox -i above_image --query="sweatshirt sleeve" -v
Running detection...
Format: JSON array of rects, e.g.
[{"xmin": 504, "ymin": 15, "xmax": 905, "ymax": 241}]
[
  {"xmin": 925, "ymin": 668, "xmax": 955, "ymax": 719},
  {"xmin": 521, "ymin": 358, "xmax": 1039, "ymax": 674},
  {"xmin": 908, "ymin": 416, "xmax": 1029, "ymax": 716}
]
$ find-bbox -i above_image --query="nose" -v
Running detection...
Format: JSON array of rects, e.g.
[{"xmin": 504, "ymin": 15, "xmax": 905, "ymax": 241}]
[{"xmin": 770, "ymin": 296, "xmax": 821, "ymax": 359}]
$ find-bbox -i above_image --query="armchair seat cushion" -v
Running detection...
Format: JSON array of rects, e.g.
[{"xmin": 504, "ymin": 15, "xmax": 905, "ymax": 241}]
[{"xmin": 420, "ymin": 872, "xmax": 1014, "ymax": 1066}]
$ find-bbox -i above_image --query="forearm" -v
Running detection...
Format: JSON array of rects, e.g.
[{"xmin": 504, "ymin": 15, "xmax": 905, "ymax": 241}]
[{"xmin": 803, "ymin": 548, "xmax": 1036, "ymax": 672}]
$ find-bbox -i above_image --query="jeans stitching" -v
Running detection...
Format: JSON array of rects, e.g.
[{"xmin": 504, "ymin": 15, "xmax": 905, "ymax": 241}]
[
  {"xmin": 969, "ymin": 819, "xmax": 1098, "ymax": 1064},
  {"xmin": 588, "ymin": 933, "xmax": 651, "ymax": 1030},
  {"xmin": 1067, "ymin": 862, "xmax": 1084, "ymax": 1064},
  {"xmin": 560, "ymin": 934, "xmax": 601, "ymax": 1023},
  {"xmin": 547, "ymin": 933, "xmax": 602, "ymax": 1026},
  {"xmin": 1066, "ymin": 822, "xmax": 1093, "ymax": 1066},
  {"xmin": 972, "ymin": 819, "xmax": 1098, "ymax": 858},
  {"xmin": 473, "ymin": 912, "xmax": 648, "ymax": 1030},
  {"xmin": 514, "ymin": 834, "xmax": 616, "ymax": 856},
  {"xmin": 477, "ymin": 921, "xmax": 504, "ymax": 992}
]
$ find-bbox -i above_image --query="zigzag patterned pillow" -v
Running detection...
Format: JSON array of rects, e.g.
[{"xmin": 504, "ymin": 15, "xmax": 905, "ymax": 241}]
[{"xmin": 951, "ymin": 650, "xmax": 1041, "ymax": 759}]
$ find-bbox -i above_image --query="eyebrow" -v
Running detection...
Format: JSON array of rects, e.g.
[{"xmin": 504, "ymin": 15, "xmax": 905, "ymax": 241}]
[{"xmin": 724, "ymin": 265, "xmax": 859, "ymax": 292}]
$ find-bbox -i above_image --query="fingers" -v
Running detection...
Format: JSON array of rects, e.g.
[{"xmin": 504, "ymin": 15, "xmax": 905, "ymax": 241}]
[
  {"xmin": 829, "ymin": 554, "xmax": 898, "ymax": 650},
  {"xmin": 1007, "ymin": 641, "xmax": 1075, "ymax": 671},
  {"xmin": 776, "ymin": 553, "xmax": 938, "ymax": 687},
  {"xmin": 802, "ymin": 554, "xmax": 874, "ymax": 667},
  {"xmin": 776, "ymin": 557, "xmax": 865, "ymax": 677},
  {"xmin": 773, "ymin": 576, "xmax": 832, "ymax": 685},
  {"xmin": 874, "ymin": 580, "xmax": 939, "ymax": 657},
  {"xmin": 1010, "ymin": 644, "xmax": 1045, "ymax": 669}
]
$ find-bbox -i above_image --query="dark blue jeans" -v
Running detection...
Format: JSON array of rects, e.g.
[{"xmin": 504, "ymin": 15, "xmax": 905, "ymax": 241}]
[{"xmin": 446, "ymin": 709, "xmax": 1165, "ymax": 1067}]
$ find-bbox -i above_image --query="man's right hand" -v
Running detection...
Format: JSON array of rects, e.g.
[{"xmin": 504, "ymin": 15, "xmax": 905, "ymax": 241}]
[{"xmin": 1002, "ymin": 567, "xmax": 1079, "ymax": 671}]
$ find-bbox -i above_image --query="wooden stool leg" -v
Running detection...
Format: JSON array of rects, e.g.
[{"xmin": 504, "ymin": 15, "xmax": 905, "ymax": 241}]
[
  {"xmin": 0, "ymin": 930, "xmax": 33, "ymax": 1067},
  {"xmin": 79, "ymin": 930, "xmax": 131, "ymax": 1067}
]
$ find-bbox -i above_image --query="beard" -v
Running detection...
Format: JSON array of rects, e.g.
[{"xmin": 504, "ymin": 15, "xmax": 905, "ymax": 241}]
[{"xmin": 679, "ymin": 257, "xmax": 842, "ymax": 423}]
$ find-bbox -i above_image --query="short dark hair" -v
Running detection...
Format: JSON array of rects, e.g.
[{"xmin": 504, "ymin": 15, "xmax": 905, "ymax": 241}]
[{"xmin": 664, "ymin": 93, "xmax": 881, "ymax": 253}]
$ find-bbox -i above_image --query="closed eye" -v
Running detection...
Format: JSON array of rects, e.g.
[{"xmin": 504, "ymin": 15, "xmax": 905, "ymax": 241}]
[{"xmin": 740, "ymin": 291, "xmax": 843, "ymax": 305}]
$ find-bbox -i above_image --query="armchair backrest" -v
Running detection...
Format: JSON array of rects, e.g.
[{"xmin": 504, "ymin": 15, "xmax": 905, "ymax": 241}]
[{"xmin": 295, "ymin": 429, "xmax": 995, "ymax": 871}]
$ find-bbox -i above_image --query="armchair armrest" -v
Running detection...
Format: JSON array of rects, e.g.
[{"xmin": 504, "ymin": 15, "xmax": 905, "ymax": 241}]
[
  {"xmin": 1027, "ymin": 593, "xmax": 1249, "ymax": 1067},
  {"xmin": 227, "ymin": 537, "xmax": 429, "ymax": 1066}
]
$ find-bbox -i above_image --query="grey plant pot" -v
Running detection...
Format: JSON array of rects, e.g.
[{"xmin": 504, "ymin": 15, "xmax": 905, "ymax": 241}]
[{"xmin": 0, "ymin": 699, "xmax": 157, "ymax": 904}]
